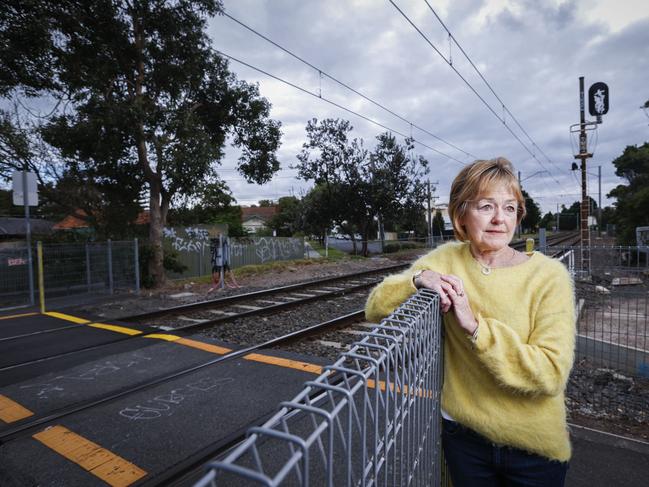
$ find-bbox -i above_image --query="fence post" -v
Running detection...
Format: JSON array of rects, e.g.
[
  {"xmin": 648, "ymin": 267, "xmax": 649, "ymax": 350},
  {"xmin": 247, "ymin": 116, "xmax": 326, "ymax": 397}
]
[
  {"xmin": 36, "ymin": 241, "xmax": 45, "ymax": 313},
  {"xmin": 134, "ymin": 238, "xmax": 140, "ymax": 294},
  {"xmin": 539, "ymin": 228, "xmax": 547, "ymax": 254},
  {"xmin": 107, "ymin": 239, "xmax": 114, "ymax": 294},
  {"xmin": 85, "ymin": 242, "xmax": 91, "ymax": 293}
]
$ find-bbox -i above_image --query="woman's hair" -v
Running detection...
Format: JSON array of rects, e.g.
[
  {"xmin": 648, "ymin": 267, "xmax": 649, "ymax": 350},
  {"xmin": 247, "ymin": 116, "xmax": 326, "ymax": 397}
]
[{"xmin": 447, "ymin": 157, "xmax": 526, "ymax": 241}]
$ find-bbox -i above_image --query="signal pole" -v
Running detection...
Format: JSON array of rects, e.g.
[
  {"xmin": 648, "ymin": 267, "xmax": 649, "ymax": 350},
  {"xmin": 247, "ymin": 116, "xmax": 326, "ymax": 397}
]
[{"xmin": 577, "ymin": 77, "xmax": 593, "ymax": 274}]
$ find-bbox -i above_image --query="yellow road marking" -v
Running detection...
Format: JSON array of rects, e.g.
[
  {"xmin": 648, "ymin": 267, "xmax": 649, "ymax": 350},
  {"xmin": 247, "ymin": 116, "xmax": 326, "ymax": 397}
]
[
  {"xmin": 244, "ymin": 353, "xmax": 323, "ymax": 375},
  {"xmin": 44, "ymin": 311, "xmax": 91, "ymax": 324},
  {"xmin": 143, "ymin": 333, "xmax": 182, "ymax": 342},
  {"xmin": 88, "ymin": 323, "xmax": 142, "ymax": 336},
  {"xmin": 175, "ymin": 337, "xmax": 232, "ymax": 355},
  {"xmin": 0, "ymin": 395, "xmax": 34, "ymax": 423},
  {"xmin": 33, "ymin": 425, "xmax": 147, "ymax": 486},
  {"xmin": 0, "ymin": 312, "xmax": 38, "ymax": 321}
]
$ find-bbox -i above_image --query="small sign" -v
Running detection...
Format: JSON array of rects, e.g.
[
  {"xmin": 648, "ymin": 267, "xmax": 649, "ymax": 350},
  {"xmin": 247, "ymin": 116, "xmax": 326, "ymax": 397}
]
[
  {"xmin": 588, "ymin": 82, "xmax": 609, "ymax": 116},
  {"xmin": 12, "ymin": 170, "xmax": 39, "ymax": 206}
]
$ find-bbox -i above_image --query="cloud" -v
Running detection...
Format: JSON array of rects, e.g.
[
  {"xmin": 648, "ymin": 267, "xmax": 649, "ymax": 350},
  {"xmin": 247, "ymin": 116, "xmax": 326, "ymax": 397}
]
[{"xmin": 209, "ymin": 0, "xmax": 648, "ymax": 212}]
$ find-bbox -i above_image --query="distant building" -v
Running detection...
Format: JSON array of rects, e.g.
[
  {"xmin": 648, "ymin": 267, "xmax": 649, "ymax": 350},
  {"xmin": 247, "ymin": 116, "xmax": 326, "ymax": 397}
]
[
  {"xmin": 241, "ymin": 206, "xmax": 278, "ymax": 233},
  {"xmin": 53, "ymin": 210, "xmax": 150, "ymax": 232},
  {"xmin": 0, "ymin": 217, "xmax": 54, "ymax": 241}
]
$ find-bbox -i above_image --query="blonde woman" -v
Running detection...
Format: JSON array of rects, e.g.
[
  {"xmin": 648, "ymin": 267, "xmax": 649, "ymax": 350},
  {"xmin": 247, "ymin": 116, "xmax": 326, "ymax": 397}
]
[{"xmin": 366, "ymin": 158, "xmax": 575, "ymax": 487}]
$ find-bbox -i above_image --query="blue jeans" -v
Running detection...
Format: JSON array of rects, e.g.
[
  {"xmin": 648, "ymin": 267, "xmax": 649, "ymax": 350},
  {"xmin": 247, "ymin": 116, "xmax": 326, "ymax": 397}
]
[{"xmin": 442, "ymin": 419, "xmax": 569, "ymax": 487}]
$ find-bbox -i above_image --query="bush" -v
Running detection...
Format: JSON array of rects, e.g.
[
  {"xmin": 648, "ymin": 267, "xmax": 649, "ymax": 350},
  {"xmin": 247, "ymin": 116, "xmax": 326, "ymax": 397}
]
[
  {"xmin": 383, "ymin": 241, "xmax": 424, "ymax": 253},
  {"xmin": 138, "ymin": 242, "xmax": 187, "ymax": 288}
]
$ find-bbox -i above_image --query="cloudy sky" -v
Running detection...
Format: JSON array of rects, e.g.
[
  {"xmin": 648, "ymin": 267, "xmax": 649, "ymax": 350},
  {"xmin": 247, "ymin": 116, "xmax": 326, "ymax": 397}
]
[{"xmin": 208, "ymin": 0, "xmax": 649, "ymax": 213}]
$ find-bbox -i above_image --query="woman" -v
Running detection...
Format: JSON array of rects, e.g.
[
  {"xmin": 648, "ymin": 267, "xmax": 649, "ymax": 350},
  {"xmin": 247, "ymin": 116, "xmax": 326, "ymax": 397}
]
[{"xmin": 365, "ymin": 158, "xmax": 575, "ymax": 487}]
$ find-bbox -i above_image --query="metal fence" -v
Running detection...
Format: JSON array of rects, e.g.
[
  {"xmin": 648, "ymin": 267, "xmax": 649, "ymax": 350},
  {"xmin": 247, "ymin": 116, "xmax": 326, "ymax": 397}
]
[
  {"xmin": 0, "ymin": 240, "xmax": 139, "ymax": 311},
  {"xmin": 569, "ymin": 288, "xmax": 649, "ymax": 425},
  {"xmin": 551, "ymin": 245, "xmax": 649, "ymax": 277},
  {"xmin": 167, "ymin": 236, "xmax": 307, "ymax": 280},
  {"xmin": 548, "ymin": 245, "xmax": 649, "ymax": 427},
  {"xmin": 195, "ymin": 289, "xmax": 445, "ymax": 487}
]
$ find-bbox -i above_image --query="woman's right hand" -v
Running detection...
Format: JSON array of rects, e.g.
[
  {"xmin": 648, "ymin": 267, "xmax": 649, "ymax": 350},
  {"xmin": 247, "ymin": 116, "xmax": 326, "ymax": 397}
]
[{"xmin": 414, "ymin": 270, "xmax": 465, "ymax": 313}]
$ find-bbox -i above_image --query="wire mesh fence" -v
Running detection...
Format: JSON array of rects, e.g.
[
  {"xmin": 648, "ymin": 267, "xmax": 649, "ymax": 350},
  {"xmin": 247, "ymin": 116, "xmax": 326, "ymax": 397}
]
[
  {"xmin": 166, "ymin": 236, "xmax": 307, "ymax": 280},
  {"xmin": 195, "ymin": 289, "xmax": 446, "ymax": 487},
  {"xmin": 568, "ymin": 288, "xmax": 649, "ymax": 426},
  {"xmin": 0, "ymin": 240, "xmax": 139, "ymax": 311}
]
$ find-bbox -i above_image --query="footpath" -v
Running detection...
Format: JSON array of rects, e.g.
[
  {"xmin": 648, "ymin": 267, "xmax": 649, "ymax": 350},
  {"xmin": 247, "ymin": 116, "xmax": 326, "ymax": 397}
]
[{"xmin": 568, "ymin": 424, "xmax": 649, "ymax": 487}]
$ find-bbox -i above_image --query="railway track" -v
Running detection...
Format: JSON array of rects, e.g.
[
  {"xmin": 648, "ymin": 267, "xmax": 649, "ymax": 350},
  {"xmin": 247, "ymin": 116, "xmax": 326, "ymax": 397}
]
[{"xmin": 0, "ymin": 234, "xmax": 582, "ymax": 485}]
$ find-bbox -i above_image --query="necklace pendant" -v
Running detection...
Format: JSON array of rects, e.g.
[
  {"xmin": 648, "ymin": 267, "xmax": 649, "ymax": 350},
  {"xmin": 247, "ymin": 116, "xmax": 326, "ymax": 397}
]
[{"xmin": 481, "ymin": 266, "xmax": 491, "ymax": 275}]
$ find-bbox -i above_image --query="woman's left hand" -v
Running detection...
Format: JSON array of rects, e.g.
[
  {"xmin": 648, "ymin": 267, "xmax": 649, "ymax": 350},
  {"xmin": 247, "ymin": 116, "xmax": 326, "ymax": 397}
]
[{"xmin": 445, "ymin": 280, "xmax": 478, "ymax": 336}]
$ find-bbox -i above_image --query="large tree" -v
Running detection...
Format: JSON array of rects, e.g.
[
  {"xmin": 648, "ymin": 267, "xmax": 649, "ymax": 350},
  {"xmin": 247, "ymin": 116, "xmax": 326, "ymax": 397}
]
[
  {"xmin": 295, "ymin": 118, "xmax": 428, "ymax": 256},
  {"xmin": 608, "ymin": 142, "xmax": 649, "ymax": 244},
  {"xmin": 1, "ymin": 1, "xmax": 281, "ymax": 285}
]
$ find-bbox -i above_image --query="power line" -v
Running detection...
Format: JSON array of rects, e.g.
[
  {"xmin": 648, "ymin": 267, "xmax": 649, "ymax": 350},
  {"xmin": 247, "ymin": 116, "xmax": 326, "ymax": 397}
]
[
  {"xmin": 388, "ymin": 0, "xmax": 568, "ymax": 190},
  {"xmin": 216, "ymin": 49, "xmax": 468, "ymax": 165},
  {"xmin": 422, "ymin": 0, "xmax": 568, "ymax": 179},
  {"xmin": 222, "ymin": 12, "xmax": 476, "ymax": 161}
]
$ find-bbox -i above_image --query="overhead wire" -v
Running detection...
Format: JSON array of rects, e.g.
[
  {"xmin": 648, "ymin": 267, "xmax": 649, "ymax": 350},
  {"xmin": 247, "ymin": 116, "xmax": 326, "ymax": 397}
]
[
  {"xmin": 222, "ymin": 12, "xmax": 476, "ymax": 161},
  {"xmin": 216, "ymin": 49, "xmax": 468, "ymax": 166},
  {"xmin": 388, "ymin": 1, "xmax": 569, "ymax": 191},
  {"xmin": 422, "ymin": 0, "xmax": 568, "ymax": 177}
]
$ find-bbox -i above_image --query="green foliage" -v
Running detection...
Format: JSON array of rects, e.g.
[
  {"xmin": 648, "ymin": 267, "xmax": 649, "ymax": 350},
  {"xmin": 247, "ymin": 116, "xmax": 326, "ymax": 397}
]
[
  {"xmin": 138, "ymin": 242, "xmax": 187, "ymax": 288},
  {"xmin": 608, "ymin": 142, "xmax": 649, "ymax": 244},
  {"xmin": 295, "ymin": 119, "xmax": 428, "ymax": 256},
  {"xmin": 432, "ymin": 210, "xmax": 446, "ymax": 236},
  {"xmin": 521, "ymin": 190, "xmax": 541, "ymax": 232},
  {"xmin": 268, "ymin": 196, "xmax": 302, "ymax": 237},
  {"xmin": 1, "ymin": 1, "xmax": 282, "ymax": 285},
  {"xmin": 383, "ymin": 241, "xmax": 425, "ymax": 253}
]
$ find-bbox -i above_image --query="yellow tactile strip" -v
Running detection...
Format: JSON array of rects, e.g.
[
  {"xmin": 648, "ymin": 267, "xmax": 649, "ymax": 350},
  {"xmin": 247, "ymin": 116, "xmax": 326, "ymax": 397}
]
[
  {"xmin": 33, "ymin": 425, "xmax": 147, "ymax": 486},
  {"xmin": 0, "ymin": 394, "xmax": 34, "ymax": 423}
]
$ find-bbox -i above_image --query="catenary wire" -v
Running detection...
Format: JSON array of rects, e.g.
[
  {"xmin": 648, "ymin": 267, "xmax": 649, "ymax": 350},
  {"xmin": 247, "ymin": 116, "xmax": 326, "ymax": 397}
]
[
  {"xmin": 388, "ymin": 0, "xmax": 568, "ymax": 190},
  {"xmin": 216, "ymin": 49, "xmax": 467, "ymax": 166},
  {"xmin": 222, "ymin": 12, "xmax": 476, "ymax": 161},
  {"xmin": 422, "ymin": 0, "xmax": 568, "ymax": 178}
]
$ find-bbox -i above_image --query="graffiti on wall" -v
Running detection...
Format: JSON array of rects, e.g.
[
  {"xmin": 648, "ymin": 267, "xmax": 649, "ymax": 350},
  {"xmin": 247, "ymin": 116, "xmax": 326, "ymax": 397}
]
[{"xmin": 163, "ymin": 226, "xmax": 214, "ymax": 253}]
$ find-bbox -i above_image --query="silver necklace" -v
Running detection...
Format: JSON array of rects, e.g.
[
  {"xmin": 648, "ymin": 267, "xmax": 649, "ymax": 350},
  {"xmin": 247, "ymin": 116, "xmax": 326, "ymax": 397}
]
[{"xmin": 477, "ymin": 248, "xmax": 516, "ymax": 275}]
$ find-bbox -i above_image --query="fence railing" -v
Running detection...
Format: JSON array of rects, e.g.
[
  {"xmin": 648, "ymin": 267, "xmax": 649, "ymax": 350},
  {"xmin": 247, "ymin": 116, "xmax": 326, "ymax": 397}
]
[
  {"xmin": 0, "ymin": 240, "xmax": 139, "ymax": 311},
  {"xmin": 195, "ymin": 289, "xmax": 444, "ymax": 487},
  {"xmin": 550, "ymin": 245, "xmax": 649, "ymax": 277}
]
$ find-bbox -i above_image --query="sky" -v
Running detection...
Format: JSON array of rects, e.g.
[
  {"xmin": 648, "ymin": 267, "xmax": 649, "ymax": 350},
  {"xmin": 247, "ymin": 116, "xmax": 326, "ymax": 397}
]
[{"xmin": 207, "ymin": 0, "xmax": 649, "ymax": 213}]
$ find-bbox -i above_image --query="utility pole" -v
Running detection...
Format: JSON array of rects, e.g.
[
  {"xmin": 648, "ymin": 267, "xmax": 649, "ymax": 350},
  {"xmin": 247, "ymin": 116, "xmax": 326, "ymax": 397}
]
[
  {"xmin": 556, "ymin": 203, "xmax": 560, "ymax": 232},
  {"xmin": 577, "ymin": 77, "xmax": 592, "ymax": 274},
  {"xmin": 598, "ymin": 165, "xmax": 602, "ymax": 236},
  {"xmin": 427, "ymin": 180, "xmax": 431, "ymax": 246}
]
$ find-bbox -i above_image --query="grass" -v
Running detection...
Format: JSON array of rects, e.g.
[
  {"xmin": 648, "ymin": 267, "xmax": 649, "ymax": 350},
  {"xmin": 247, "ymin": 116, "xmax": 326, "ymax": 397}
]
[{"xmin": 306, "ymin": 239, "xmax": 358, "ymax": 260}]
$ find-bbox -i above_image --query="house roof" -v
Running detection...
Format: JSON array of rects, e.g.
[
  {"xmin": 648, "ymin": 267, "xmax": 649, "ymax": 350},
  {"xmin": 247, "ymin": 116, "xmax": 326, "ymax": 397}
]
[
  {"xmin": 0, "ymin": 217, "xmax": 55, "ymax": 236},
  {"xmin": 241, "ymin": 206, "xmax": 278, "ymax": 223},
  {"xmin": 53, "ymin": 210, "xmax": 150, "ymax": 230}
]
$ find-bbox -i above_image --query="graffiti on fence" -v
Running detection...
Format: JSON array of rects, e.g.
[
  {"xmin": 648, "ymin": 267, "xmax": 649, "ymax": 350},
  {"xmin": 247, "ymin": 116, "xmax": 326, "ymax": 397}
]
[
  {"xmin": 253, "ymin": 237, "xmax": 304, "ymax": 263},
  {"xmin": 163, "ymin": 225, "xmax": 217, "ymax": 253}
]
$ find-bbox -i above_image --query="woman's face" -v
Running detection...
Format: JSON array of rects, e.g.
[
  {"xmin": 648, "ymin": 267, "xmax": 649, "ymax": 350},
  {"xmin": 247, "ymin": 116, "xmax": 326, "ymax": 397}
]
[{"xmin": 459, "ymin": 182, "xmax": 519, "ymax": 252}]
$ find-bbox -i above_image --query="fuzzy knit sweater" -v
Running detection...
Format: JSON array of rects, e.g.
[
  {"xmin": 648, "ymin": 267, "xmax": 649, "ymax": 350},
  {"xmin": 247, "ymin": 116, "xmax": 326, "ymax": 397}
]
[{"xmin": 365, "ymin": 241, "xmax": 576, "ymax": 462}]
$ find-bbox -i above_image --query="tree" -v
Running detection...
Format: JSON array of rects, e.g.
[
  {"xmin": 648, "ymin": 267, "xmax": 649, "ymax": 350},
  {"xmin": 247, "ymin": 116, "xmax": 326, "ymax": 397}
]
[
  {"xmin": 295, "ymin": 118, "xmax": 428, "ymax": 256},
  {"xmin": 608, "ymin": 142, "xmax": 649, "ymax": 244},
  {"xmin": 521, "ymin": 190, "xmax": 541, "ymax": 233},
  {"xmin": 268, "ymin": 196, "xmax": 302, "ymax": 237},
  {"xmin": 539, "ymin": 211, "xmax": 555, "ymax": 230},
  {"xmin": 433, "ymin": 210, "xmax": 446, "ymax": 237},
  {"xmin": 1, "ymin": 1, "xmax": 281, "ymax": 285}
]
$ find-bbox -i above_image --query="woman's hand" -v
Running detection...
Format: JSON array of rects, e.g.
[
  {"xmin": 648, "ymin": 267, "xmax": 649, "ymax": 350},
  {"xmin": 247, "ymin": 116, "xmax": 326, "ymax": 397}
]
[
  {"xmin": 415, "ymin": 271, "xmax": 478, "ymax": 335},
  {"xmin": 415, "ymin": 271, "xmax": 463, "ymax": 313}
]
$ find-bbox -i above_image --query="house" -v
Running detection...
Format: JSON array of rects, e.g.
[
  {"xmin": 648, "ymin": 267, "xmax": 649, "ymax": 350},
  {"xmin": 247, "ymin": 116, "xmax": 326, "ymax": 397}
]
[
  {"xmin": 0, "ymin": 217, "xmax": 54, "ymax": 241},
  {"xmin": 53, "ymin": 210, "xmax": 150, "ymax": 231},
  {"xmin": 241, "ymin": 206, "xmax": 278, "ymax": 233}
]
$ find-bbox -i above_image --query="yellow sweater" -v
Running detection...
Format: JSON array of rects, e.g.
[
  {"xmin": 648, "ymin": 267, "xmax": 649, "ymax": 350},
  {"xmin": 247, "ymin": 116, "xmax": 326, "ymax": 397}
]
[{"xmin": 365, "ymin": 242, "xmax": 576, "ymax": 462}]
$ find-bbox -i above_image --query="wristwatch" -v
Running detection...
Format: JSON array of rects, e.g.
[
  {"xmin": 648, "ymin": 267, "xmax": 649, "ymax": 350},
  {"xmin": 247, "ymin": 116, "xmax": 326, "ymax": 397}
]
[{"xmin": 412, "ymin": 269, "xmax": 424, "ymax": 289}]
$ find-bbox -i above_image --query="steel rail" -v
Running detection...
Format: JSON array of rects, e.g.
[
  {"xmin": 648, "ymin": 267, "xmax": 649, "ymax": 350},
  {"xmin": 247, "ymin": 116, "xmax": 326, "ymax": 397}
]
[
  {"xmin": 0, "ymin": 310, "xmax": 365, "ymax": 445},
  {"xmin": 0, "ymin": 272, "xmax": 388, "ymax": 373},
  {"xmin": 119, "ymin": 263, "xmax": 408, "ymax": 322}
]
